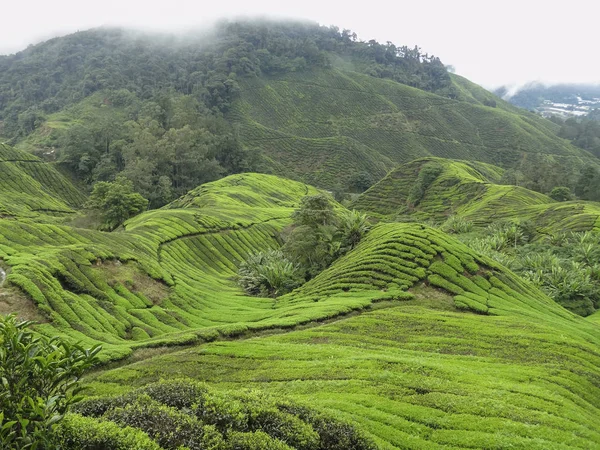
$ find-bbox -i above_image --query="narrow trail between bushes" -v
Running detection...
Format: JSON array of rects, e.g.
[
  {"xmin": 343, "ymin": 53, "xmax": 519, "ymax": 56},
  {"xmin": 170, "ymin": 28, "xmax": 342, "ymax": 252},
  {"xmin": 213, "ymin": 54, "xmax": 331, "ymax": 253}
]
[{"xmin": 87, "ymin": 299, "xmax": 407, "ymax": 376}]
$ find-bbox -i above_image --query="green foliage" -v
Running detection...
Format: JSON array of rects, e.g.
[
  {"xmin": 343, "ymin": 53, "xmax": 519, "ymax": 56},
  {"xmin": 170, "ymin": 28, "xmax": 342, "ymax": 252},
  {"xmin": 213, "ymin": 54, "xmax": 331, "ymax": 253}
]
[
  {"xmin": 347, "ymin": 172, "xmax": 375, "ymax": 193},
  {"xmin": 0, "ymin": 315, "xmax": 101, "ymax": 449},
  {"xmin": 291, "ymin": 194, "xmax": 337, "ymax": 228},
  {"xmin": 283, "ymin": 196, "xmax": 371, "ymax": 280},
  {"xmin": 460, "ymin": 225, "xmax": 600, "ymax": 316},
  {"xmin": 75, "ymin": 379, "xmax": 376, "ymax": 450},
  {"xmin": 55, "ymin": 414, "xmax": 160, "ymax": 449},
  {"xmin": 238, "ymin": 250, "xmax": 302, "ymax": 297},
  {"xmin": 549, "ymin": 186, "xmax": 573, "ymax": 201},
  {"xmin": 575, "ymin": 166, "xmax": 600, "ymax": 201},
  {"xmin": 104, "ymin": 395, "xmax": 218, "ymax": 449},
  {"xmin": 337, "ymin": 209, "xmax": 371, "ymax": 251},
  {"xmin": 441, "ymin": 215, "xmax": 473, "ymax": 234},
  {"xmin": 86, "ymin": 176, "xmax": 148, "ymax": 229},
  {"xmin": 557, "ymin": 116, "xmax": 600, "ymax": 158}
]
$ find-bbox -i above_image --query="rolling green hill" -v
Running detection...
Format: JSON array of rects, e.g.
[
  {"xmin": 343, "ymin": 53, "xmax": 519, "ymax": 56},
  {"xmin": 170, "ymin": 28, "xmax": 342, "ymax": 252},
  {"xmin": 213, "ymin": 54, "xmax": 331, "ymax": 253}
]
[
  {"xmin": 2, "ymin": 19, "xmax": 600, "ymax": 449},
  {"xmin": 229, "ymin": 69, "xmax": 598, "ymax": 189},
  {"xmin": 1, "ymin": 157, "xmax": 600, "ymax": 448},
  {"xmin": 85, "ymin": 222, "xmax": 600, "ymax": 449},
  {"xmin": 0, "ymin": 143, "xmax": 85, "ymax": 219},
  {"xmin": 353, "ymin": 157, "xmax": 600, "ymax": 234}
]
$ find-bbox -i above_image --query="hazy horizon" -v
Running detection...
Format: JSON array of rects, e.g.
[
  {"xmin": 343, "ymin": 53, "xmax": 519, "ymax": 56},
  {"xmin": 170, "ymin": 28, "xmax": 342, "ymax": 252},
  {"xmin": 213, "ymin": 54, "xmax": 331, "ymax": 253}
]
[{"xmin": 2, "ymin": 0, "xmax": 600, "ymax": 89}]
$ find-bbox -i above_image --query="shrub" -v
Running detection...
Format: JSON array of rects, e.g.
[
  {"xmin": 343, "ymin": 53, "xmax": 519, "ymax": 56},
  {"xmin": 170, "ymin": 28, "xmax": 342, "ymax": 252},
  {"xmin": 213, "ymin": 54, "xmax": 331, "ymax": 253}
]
[
  {"xmin": 238, "ymin": 250, "xmax": 302, "ymax": 297},
  {"xmin": 277, "ymin": 403, "xmax": 378, "ymax": 450},
  {"xmin": 441, "ymin": 216, "xmax": 473, "ymax": 234},
  {"xmin": 227, "ymin": 431, "xmax": 293, "ymax": 450},
  {"xmin": 104, "ymin": 395, "xmax": 219, "ymax": 450},
  {"xmin": 248, "ymin": 407, "xmax": 319, "ymax": 450},
  {"xmin": 55, "ymin": 413, "xmax": 160, "ymax": 450},
  {"xmin": 0, "ymin": 315, "xmax": 101, "ymax": 449}
]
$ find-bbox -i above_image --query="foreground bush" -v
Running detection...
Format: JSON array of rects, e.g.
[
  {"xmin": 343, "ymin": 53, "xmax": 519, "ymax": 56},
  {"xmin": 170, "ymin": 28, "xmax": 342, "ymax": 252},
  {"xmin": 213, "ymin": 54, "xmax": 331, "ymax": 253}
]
[
  {"xmin": 75, "ymin": 379, "xmax": 377, "ymax": 449},
  {"xmin": 56, "ymin": 414, "xmax": 160, "ymax": 449},
  {"xmin": 0, "ymin": 315, "xmax": 101, "ymax": 449}
]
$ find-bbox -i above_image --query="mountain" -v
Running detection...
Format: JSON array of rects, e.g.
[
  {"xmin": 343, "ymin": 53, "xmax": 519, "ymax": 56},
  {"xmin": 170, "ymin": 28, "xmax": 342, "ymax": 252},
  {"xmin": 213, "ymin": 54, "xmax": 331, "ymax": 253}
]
[
  {"xmin": 0, "ymin": 21, "xmax": 597, "ymax": 199},
  {"xmin": 496, "ymin": 82, "xmax": 600, "ymax": 116}
]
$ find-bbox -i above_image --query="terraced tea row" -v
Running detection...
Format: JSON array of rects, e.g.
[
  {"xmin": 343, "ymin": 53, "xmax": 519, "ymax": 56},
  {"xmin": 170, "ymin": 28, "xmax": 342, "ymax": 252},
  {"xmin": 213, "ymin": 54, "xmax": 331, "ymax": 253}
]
[
  {"xmin": 354, "ymin": 157, "xmax": 600, "ymax": 234},
  {"xmin": 87, "ymin": 223, "xmax": 600, "ymax": 449},
  {"xmin": 0, "ymin": 143, "xmax": 85, "ymax": 218},
  {"xmin": 0, "ymin": 173, "xmax": 388, "ymax": 361},
  {"xmin": 229, "ymin": 69, "xmax": 598, "ymax": 188}
]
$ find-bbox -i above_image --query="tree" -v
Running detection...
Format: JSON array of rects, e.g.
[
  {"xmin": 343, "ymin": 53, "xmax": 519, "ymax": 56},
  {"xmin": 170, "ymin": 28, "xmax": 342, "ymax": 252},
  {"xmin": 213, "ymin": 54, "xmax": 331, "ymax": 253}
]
[
  {"xmin": 86, "ymin": 176, "xmax": 148, "ymax": 230},
  {"xmin": 291, "ymin": 194, "xmax": 336, "ymax": 228},
  {"xmin": 0, "ymin": 315, "xmax": 101, "ymax": 449},
  {"xmin": 347, "ymin": 172, "xmax": 374, "ymax": 193},
  {"xmin": 338, "ymin": 210, "xmax": 371, "ymax": 251},
  {"xmin": 574, "ymin": 166, "xmax": 600, "ymax": 201},
  {"xmin": 549, "ymin": 186, "xmax": 573, "ymax": 202}
]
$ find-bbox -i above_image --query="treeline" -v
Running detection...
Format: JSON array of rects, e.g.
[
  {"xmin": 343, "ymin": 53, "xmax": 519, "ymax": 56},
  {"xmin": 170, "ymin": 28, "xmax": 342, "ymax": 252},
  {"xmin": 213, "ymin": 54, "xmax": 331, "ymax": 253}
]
[
  {"xmin": 497, "ymin": 151, "xmax": 598, "ymax": 200},
  {"xmin": 57, "ymin": 90, "xmax": 256, "ymax": 208},
  {"xmin": 550, "ymin": 113, "xmax": 600, "ymax": 159}
]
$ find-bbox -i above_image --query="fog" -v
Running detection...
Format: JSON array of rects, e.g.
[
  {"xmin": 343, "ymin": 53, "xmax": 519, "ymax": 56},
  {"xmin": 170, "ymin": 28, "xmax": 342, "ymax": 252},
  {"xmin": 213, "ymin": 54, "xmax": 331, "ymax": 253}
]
[{"xmin": 3, "ymin": 0, "xmax": 600, "ymax": 88}]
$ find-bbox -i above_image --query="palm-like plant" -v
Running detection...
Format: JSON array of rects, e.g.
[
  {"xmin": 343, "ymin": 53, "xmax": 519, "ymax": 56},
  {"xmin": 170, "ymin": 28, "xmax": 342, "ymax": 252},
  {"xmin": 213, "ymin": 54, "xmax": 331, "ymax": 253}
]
[
  {"xmin": 338, "ymin": 210, "xmax": 371, "ymax": 251},
  {"xmin": 238, "ymin": 250, "xmax": 302, "ymax": 297}
]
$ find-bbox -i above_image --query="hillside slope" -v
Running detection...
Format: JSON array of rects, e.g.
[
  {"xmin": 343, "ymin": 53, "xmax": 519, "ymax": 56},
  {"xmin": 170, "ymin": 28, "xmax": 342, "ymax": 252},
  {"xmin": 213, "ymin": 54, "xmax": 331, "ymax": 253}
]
[
  {"xmin": 229, "ymin": 69, "xmax": 598, "ymax": 188},
  {"xmin": 0, "ymin": 143, "xmax": 85, "ymax": 218},
  {"xmin": 353, "ymin": 157, "xmax": 600, "ymax": 234},
  {"xmin": 0, "ymin": 22, "xmax": 597, "ymax": 196},
  {"xmin": 87, "ymin": 222, "xmax": 600, "ymax": 449},
  {"xmin": 1, "ymin": 158, "xmax": 599, "ymax": 448}
]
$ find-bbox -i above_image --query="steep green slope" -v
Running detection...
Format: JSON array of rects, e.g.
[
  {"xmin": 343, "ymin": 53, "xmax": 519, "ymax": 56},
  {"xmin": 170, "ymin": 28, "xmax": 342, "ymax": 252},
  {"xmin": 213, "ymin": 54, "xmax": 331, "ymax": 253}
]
[
  {"xmin": 86, "ymin": 222, "xmax": 600, "ymax": 449},
  {"xmin": 0, "ymin": 143, "xmax": 85, "ymax": 218},
  {"xmin": 230, "ymin": 69, "xmax": 597, "ymax": 188},
  {"xmin": 0, "ymin": 173, "xmax": 383, "ymax": 361},
  {"xmin": 353, "ymin": 157, "xmax": 600, "ymax": 234}
]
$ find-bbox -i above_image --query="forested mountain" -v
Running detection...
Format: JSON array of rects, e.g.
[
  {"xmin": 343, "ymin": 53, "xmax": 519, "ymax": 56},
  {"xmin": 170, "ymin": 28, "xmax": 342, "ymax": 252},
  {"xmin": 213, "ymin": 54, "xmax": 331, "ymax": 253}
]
[{"xmin": 0, "ymin": 20, "xmax": 596, "ymax": 204}]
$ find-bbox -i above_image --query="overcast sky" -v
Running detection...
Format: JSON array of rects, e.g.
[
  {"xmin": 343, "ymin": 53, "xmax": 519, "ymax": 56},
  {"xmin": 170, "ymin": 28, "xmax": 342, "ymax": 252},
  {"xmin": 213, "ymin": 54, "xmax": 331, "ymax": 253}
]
[{"xmin": 2, "ymin": 0, "xmax": 600, "ymax": 89}]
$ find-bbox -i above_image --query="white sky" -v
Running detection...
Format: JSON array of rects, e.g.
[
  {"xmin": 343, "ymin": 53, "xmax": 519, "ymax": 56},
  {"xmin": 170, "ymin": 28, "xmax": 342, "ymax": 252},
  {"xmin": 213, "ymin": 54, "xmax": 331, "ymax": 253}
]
[{"xmin": 2, "ymin": 0, "xmax": 600, "ymax": 88}]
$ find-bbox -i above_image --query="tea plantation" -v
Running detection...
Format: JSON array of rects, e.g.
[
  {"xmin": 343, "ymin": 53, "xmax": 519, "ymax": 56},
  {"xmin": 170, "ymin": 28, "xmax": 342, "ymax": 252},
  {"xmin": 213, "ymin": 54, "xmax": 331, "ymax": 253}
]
[
  {"xmin": 85, "ymin": 223, "xmax": 600, "ymax": 448},
  {"xmin": 229, "ymin": 69, "xmax": 599, "ymax": 188},
  {"xmin": 354, "ymin": 157, "xmax": 600, "ymax": 234},
  {"xmin": 1, "ymin": 145, "xmax": 600, "ymax": 448}
]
